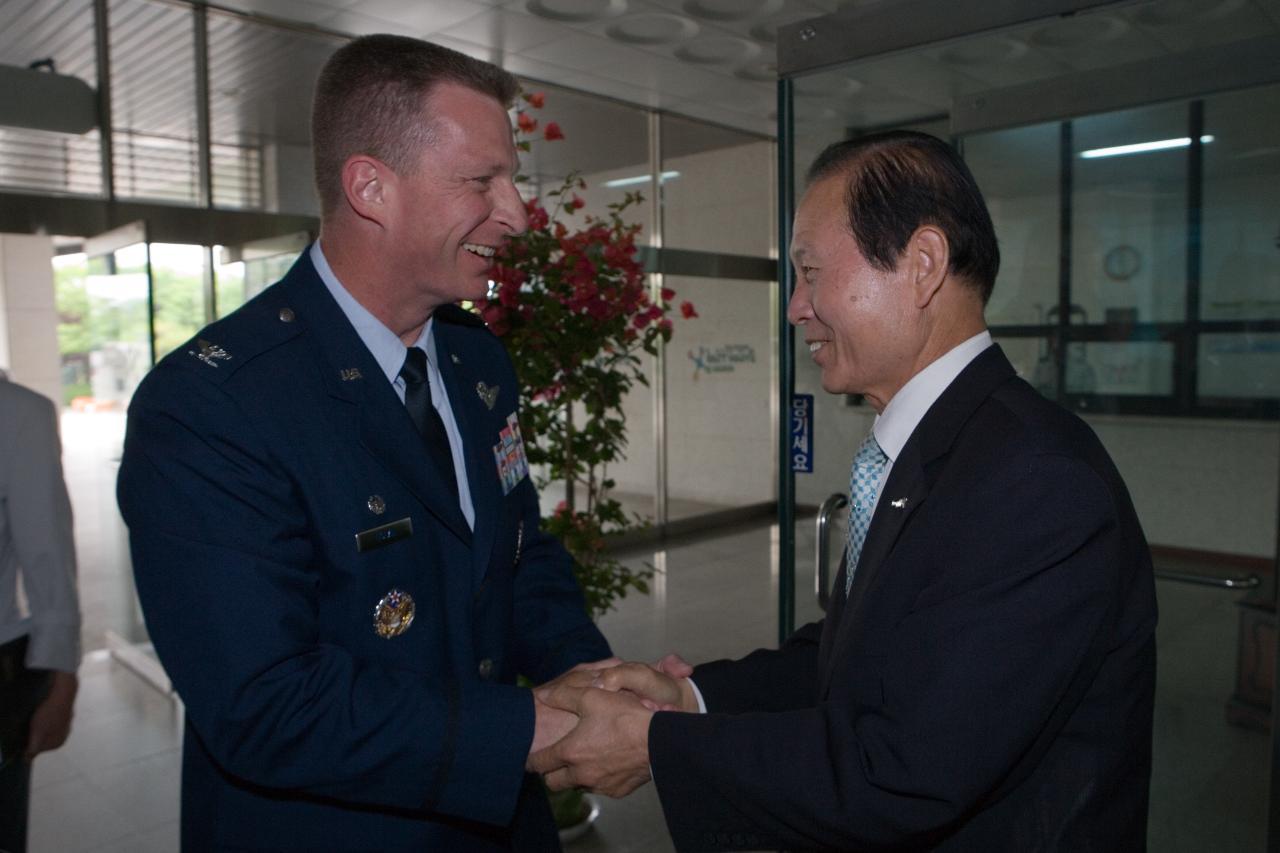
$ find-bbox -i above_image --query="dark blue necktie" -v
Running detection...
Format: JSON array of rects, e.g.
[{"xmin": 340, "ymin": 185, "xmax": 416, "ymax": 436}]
[{"xmin": 400, "ymin": 346, "xmax": 459, "ymax": 501}]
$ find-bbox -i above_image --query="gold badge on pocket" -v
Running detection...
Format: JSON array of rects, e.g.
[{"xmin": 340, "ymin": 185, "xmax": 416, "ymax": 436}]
[{"xmin": 373, "ymin": 589, "xmax": 415, "ymax": 638}]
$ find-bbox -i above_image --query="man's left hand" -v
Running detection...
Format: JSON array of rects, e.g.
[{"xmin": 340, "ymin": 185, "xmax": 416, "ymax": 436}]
[
  {"xmin": 529, "ymin": 680, "xmax": 654, "ymax": 798},
  {"xmin": 25, "ymin": 670, "xmax": 77, "ymax": 760}
]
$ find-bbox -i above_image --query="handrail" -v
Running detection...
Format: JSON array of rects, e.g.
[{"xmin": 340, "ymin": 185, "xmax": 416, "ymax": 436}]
[
  {"xmin": 1153, "ymin": 569, "xmax": 1261, "ymax": 589},
  {"xmin": 815, "ymin": 493, "xmax": 848, "ymax": 612}
]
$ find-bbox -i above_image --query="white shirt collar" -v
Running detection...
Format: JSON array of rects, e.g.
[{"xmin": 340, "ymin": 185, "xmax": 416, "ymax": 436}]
[
  {"xmin": 310, "ymin": 241, "xmax": 432, "ymax": 380},
  {"xmin": 873, "ymin": 331, "xmax": 993, "ymax": 462}
]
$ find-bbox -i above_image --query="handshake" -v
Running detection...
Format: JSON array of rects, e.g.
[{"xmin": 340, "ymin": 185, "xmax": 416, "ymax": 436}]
[{"xmin": 525, "ymin": 654, "xmax": 698, "ymax": 798}]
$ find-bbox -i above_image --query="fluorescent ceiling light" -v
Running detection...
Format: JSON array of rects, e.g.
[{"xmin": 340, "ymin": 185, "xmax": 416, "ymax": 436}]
[
  {"xmin": 603, "ymin": 170, "xmax": 680, "ymax": 188},
  {"xmin": 1079, "ymin": 135, "xmax": 1214, "ymax": 159}
]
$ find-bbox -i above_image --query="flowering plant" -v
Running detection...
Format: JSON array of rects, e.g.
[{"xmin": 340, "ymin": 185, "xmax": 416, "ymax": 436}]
[{"xmin": 477, "ymin": 94, "xmax": 695, "ymax": 618}]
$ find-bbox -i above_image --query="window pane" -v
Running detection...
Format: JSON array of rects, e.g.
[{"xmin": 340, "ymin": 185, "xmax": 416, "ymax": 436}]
[
  {"xmin": 1199, "ymin": 333, "xmax": 1280, "ymax": 400},
  {"xmin": 965, "ymin": 123, "xmax": 1061, "ymax": 326},
  {"xmin": 1069, "ymin": 341, "xmax": 1174, "ymax": 395},
  {"xmin": 208, "ymin": 11, "xmax": 344, "ymax": 212},
  {"xmin": 1201, "ymin": 83, "xmax": 1280, "ymax": 321},
  {"xmin": 151, "ymin": 243, "xmax": 208, "ymax": 359},
  {"xmin": 1072, "ymin": 102, "xmax": 1189, "ymax": 325},
  {"xmin": 109, "ymin": 0, "xmax": 199, "ymax": 203},
  {"xmin": 660, "ymin": 115, "xmax": 772, "ymax": 255}
]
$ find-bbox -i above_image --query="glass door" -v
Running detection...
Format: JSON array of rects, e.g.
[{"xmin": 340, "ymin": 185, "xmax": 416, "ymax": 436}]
[
  {"xmin": 777, "ymin": 7, "xmax": 1280, "ymax": 848},
  {"xmin": 54, "ymin": 222, "xmax": 157, "ymax": 676}
]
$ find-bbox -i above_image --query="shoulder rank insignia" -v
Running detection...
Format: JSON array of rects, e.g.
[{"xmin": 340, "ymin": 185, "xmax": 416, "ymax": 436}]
[{"xmin": 189, "ymin": 338, "xmax": 231, "ymax": 367}]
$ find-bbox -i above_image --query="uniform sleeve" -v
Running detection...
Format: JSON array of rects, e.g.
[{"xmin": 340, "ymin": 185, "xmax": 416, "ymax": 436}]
[
  {"xmin": 649, "ymin": 452, "xmax": 1129, "ymax": 851},
  {"xmin": 505, "ymin": 446, "xmax": 611, "ymax": 684},
  {"xmin": 7, "ymin": 392, "xmax": 81, "ymax": 673},
  {"xmin": 118, "ymin": 364, "xmax": 532, "ymax": 825}
]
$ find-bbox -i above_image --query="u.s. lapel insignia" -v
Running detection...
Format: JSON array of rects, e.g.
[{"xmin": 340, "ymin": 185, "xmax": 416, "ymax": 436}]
[
  {"xmin": 476, "ymin": 381, "xmax": 499, "ymax": 410},
  {"xmin": 189, "ymin": 338, "xmax": 231, "ymax": 368},
  {"xmin": 493, "ymin": 412, "xmax": 530, "ymax": 495},
  {"xmin": 450, "ymin": 354, "xmax": 462, "ymax": 365},
  {"xmin": 373, "ymin": 589, "xmax": 415, "ymax": 638},
  {"xmin": 890, "ymin": 497, "xmax": 908, "ymax": 509},
  {"xmin": 340, "ymin": 368, "xmax": 362, "ymax": 381}
]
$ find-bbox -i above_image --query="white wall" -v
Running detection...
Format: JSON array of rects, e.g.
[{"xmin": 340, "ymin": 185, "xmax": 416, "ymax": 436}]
[{"xmin": 0, "ymin": 233, "xmax": 61, "ymax": 406}]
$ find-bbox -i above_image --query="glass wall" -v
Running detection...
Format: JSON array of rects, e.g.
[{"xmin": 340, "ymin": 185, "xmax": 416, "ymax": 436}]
[
  {"xmin": 108, "ymin": 0, "xmax": 200, "ymax": 204},
  {"xmin": 787, "ymin": 43, "xmax": 1279, "ymax": 853}
]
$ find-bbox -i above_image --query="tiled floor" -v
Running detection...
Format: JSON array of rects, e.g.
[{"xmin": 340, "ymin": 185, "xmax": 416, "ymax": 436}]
[{"xmin": 29, "ymin": 517, "xmax": 1272, "ymax": 852}]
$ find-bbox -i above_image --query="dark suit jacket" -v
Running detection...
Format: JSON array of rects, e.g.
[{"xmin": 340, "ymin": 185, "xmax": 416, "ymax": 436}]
[
  {"xmin": 118, "ymin": 251, "xmax": 609, "ymax": 851},
  {"xmin": 650, "ymin": 345, "xmax": 1157, "ymax": 852}
]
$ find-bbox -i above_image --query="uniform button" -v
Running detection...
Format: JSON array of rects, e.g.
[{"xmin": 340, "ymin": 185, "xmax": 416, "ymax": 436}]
[
  {"xmin": 477, "ymin": 658, "xmax": 493, "ymax": 679},
  {"xmin": 366, "ymin": 495, "xmax": 386, "ymax": 515},
  {"xmin": 278, "ymin": 307, "xmax": 295, "ymax": 322}
]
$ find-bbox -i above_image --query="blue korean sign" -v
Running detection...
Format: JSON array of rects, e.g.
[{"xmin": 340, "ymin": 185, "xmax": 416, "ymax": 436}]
[{"xmin": 791, "ymin": 394, "xmax": 813, "ymax": 473}]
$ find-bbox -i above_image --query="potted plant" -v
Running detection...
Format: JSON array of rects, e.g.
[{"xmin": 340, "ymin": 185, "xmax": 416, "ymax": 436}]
[{"xmin": 476, "ymin": 94, "xmax": 697, "ymax": 837}]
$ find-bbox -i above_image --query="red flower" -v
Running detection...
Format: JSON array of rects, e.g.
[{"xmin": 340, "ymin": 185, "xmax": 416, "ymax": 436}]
[
  {"xmin": 525, "ymin": 201, "xmax": 549, "ymax": 231},
  {"xmin": 524, "ymin": 91, "xmax": 545, "ymax": 109},
  {"xmin": 569, "ymin": 194, "xmax": 585, "ymax": 211},
  {"xmin": 516, "ymin": 111, "xmax": 537, "ymax": 133},
  {"xmin": 543, "ymin": 122, "xmax": 564, "ymax": 141},
  {"xmin": 660, "ymin": 287, "xmax": 675, "ymax": 302},
  {"xmin": 680, "ymin": 301, "xmax": 698, "ymax": 319}
]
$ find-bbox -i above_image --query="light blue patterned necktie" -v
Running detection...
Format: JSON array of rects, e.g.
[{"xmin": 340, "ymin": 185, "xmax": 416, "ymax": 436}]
[{"xmin": 846, "ymin": 430, "xmax": 889, "ymax": 597}]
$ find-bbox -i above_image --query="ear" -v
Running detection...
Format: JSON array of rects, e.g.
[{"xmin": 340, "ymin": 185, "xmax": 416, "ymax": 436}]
[
  {"xmin": 907, "ymin": 225, "xmax": 949, "ymax": 309},
  {"xmin": 341, "ymin": 155, "xmax": 394, "ymax": 227}
]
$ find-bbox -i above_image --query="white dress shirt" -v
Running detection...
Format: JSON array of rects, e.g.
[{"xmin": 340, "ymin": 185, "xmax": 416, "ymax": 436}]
[{"xmin": 310, "ymin": 242, "xmax": 476, "ymax": 530}]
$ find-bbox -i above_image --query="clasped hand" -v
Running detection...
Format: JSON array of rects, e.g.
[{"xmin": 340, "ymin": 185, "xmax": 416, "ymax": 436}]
[{"xmin": 526, "ymin": 654, "xmax": 696, "ymax": 798}]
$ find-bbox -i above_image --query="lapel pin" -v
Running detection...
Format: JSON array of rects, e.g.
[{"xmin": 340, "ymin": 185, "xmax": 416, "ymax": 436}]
[
  {"xmin": 890, "ymin": 497, "xmax": 908, "ymax": 509},
  {"xmin": 476, "ymin": 381, "xmax": 499, "ymax": 410},
  {"xmin": 451, "ymin": 354, "xmax": 462, "ymax": 364},
  {"xmin": 340, "ymin": 368, "xmax": 362, "ymax": 381}
]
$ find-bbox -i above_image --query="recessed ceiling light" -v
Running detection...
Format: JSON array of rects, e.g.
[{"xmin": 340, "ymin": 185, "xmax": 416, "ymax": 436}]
[
  {"xmin": 1031, "ymin": 14, "xmax": 1128, "ymax": 48},
  {"xmin": 734, "ymin": 62, "xmax": 777, "ymax": 82},
  {"xmin": 682, "ymin": 0, "xmax": 783, "ymax": 22},
  {"xmin": 675, "ymin": 36, "xmax": 759, "ymax": 65},
  {"xmin": 526, "ymin": 0, "xmax": 627, "ymax": 23},
  {"xmin": 605, "ymin": 13, "xmax": 698, "ymax": 44}
]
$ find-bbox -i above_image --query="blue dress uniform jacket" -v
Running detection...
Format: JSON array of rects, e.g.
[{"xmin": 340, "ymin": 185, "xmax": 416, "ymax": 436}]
[
  {"xmin": 649, "ymin": 345, "xmax": 1157, "ymax": 852},
  {"xmin": 118, "ymin": 250, "xmax": 610, "ymax": 852}
]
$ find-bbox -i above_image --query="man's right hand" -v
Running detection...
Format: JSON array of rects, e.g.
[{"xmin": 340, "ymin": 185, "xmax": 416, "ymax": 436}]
[{"xmin": 588, "ymin": 656, "xmax": 699, "ymax": 713}]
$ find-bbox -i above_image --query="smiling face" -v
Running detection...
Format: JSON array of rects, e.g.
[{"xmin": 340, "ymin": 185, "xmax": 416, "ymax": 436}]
[
  {"xmin": 387, "ymin": 82, "xmax": 528, "ymax": 308},
  {"xmin": 787, "ymin": 173, "xmax": 927, "ymax": 411}
]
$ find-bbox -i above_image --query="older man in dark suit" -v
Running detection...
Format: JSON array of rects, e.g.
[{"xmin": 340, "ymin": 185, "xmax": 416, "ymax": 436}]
[
  {"xmin": 118, "ymin": 35, "xmax": 610, "ymax": 851},
  {"xmin": 533, "ymin": 131, "xmax": 1157, "ymax": 852}
]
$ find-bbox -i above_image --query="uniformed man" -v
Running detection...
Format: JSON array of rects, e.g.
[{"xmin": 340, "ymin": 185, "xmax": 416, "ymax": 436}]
[{"xmin": 118, "ymin": 35, "xmax": 610, "ymax": 851}]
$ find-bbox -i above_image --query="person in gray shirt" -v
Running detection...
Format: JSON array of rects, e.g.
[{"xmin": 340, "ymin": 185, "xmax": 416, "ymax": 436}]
[{"xmin": 0, "ymin": 375, "xmax": 81, "ymax": 853}]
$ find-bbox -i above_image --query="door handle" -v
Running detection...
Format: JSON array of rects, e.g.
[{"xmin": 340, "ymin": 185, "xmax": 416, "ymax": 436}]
[{"xmin": 815, "ymin": 493, "xmax": 848, "ymax": 612}]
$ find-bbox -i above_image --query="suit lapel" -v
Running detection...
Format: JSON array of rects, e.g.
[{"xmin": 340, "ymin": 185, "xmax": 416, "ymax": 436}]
[
  {"xmin": 280, "ymin": 256, "xmax": 473, "ymax": 546},
  {"xmin": 433, "ymin": 321, "xmax": 498, "ymax": 584},
  {"xmin": 819, "ymin": 344, "xmax": 1017, "ymax": 693}
]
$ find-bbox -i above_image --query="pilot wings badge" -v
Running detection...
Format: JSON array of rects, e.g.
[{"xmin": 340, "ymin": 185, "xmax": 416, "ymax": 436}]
[{"xmin": 189, "ymin": 338, "xmax": 232, "ymax": 368}]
